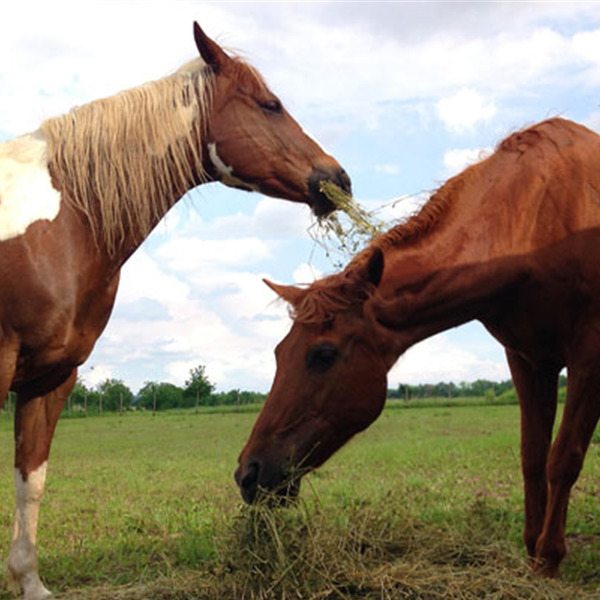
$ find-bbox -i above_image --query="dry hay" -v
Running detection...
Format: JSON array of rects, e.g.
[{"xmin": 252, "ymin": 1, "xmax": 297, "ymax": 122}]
[
  {"xmin": 312, "ymin": 182, "xmax": 386, "ymax": 267},
  {"xmin": 59, "ymin": 497, "xmax": 595, "ymax": 600}
]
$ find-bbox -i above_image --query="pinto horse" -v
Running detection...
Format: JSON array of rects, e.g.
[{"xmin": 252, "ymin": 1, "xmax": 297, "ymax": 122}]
[
  {"xmin": 0, "ymin": 22, "xmax": 349, "ymax": 600},
  {"xmin": 236, "ymin": 117, "xmax": 600, "ymax": 578}
]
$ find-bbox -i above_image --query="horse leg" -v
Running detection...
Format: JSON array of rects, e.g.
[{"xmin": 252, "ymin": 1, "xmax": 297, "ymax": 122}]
[
  {"xmin": 0, "ymin": 338, "xmax": 18, "ymax": 409},
  {"xmin": 506, "ymin": 351, "xmax": 559, "ymax": 559},
  {"xmin": 534, "ymin": 363, "xmax": 600, "ymax": 577},
  {"xmin": 7, "ymin": 370, "xmax": 76, "ymax": 600}
]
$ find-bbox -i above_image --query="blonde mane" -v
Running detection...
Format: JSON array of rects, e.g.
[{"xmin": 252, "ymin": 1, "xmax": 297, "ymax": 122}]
[{"xmin": 41, "ymin": 58, "xmax": 212, "ymax": 255}]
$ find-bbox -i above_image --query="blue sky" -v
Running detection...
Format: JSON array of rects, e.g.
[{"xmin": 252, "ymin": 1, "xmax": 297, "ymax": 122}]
[{"xmin": 2, "ymin": 2, "xmax": 600, "ymax": 393}]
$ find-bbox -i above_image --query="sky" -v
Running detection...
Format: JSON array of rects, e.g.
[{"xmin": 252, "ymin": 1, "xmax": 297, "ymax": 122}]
[{"xmin": 2, "ymin": 1, "xmax": 600, "ymax": 394}]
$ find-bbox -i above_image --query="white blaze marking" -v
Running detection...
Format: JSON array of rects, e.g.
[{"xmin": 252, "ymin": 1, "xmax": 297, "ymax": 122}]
[
  {"xmin": 207, "ymin": 142, "xmax": 258, "ymax": 192},
  {"xmin": 8, "ymin": 462, "xmax": 52, "ymax": 600},
  {"xmin": 0, "ymin": 131, "xmax": 61, "ymax": 242}
]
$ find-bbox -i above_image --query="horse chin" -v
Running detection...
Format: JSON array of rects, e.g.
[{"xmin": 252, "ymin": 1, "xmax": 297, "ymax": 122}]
[{"xmin": 308, "ymin": 189, "xmax": 336, "ymax": 217}]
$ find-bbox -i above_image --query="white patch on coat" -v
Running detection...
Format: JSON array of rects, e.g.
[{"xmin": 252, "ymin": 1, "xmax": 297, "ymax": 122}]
[
  {"xmin": 7, "ymin": 462, "xmax": 52, "ymax": 600},
  {"xmin": 0, "ymin": 131, "xmax": 61, "ymax": 242},
  {"xmin": 207, "ymin": 142, "xmax": 258, "ymax": 192}
]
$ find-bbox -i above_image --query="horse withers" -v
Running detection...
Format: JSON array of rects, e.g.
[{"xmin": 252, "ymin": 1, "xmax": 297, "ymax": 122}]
[
  {"xmin": 236, "ymin": 118, "xmax": 600, "ymax": 578},
  {"xmin": 0, "ymin": 22, "xmax": 350, "ymax": 600}
]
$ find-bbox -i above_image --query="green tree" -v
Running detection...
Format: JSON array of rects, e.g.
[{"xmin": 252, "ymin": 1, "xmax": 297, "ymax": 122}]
[
  {"xmin": 137, "ymin": 381, "xmax": 184, "ymax": 411},
  {"xmin": 69, "ymin": 378, "xmax": 89, "ymax": 408},
  {"xmin": 66, "ymin": 378, "xmax": 93, "ymax": 415},
  {"xmin": 96, "ymin": 379, "xmax": 134, "ymax": 412},
  {"xmin": 184, "ymin": 365, "xmax": 215, "ymax": 409}
]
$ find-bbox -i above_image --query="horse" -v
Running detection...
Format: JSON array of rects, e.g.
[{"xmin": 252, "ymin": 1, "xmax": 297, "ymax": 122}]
[
  {"xmin": 236, "ymin": 117, "xmax": 600, "ymax": 578},
  {"xmin": 0, "ymin": 22, "xmax": 350, "ymax": 600}
]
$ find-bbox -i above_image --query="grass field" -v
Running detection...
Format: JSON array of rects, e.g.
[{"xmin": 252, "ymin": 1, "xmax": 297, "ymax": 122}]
[{"xmin": 0, "ymin": 402, "xmax": 598, "ymax": 599}]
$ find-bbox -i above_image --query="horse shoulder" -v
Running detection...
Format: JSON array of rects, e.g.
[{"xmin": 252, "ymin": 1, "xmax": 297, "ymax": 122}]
[
  {"xmin": 0, "ymin": 212, "xmax": 119, "ymax": 389},
  {"xmin": 0, "ymin": 131, "xmax": 61, "ymax": 242}
]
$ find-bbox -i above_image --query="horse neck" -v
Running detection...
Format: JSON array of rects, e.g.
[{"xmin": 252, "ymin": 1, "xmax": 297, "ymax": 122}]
[
  {"xmin": 41, "ymin": 63, "xmax": 211, "ymax": 267},
  {"xmin": 371, "ymin": 118, "xmax": 600, "ymax": 364},
  {"xmin": 373, "ymin": 169, "xmax": 537, "ymax": 360}
]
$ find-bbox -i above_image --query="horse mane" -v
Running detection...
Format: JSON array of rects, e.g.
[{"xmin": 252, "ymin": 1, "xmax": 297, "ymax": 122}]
[
  {"xmin": 291, "ymin": 170, "xmax": 473, "ymax": 323},
  {"xmin": 293, "ymin": 118, "xmax": 584, "ymax": 324},
  {"xmin": 40, "ymin": 58, "xmax": 219, "ymax": 255}
]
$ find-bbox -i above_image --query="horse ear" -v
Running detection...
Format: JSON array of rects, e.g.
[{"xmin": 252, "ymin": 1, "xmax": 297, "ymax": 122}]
[
  {"xmin": 193, "ymin": 21, "xmax": 229, "ymax": 73},
  {"xmin": 365, "ymin": 248, "xmax": 384, "ymax": 288},
  {"xmin": 263, "ymin": 279, "xmax": 306, "ymax": 306}
]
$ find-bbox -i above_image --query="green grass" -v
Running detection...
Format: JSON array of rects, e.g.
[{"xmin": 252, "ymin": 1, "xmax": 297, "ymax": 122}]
[{"xmin": 0, "ymin": 404, "xmax": 597, "ymax": 598}]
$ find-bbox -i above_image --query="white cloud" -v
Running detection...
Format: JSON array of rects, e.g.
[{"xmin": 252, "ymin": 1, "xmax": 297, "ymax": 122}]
[
  {"xmin": 0, "ymin": 1, "xmax": 233, "ymax": 136},
  {"xmin": 157, "ymin": 237, "xmax": 272, "ymax": 271},
  {"xmin": 172, "ymin": 193, "xmax": 314, "ymax": 242},
  {"xmin": 436, "ymin": 89, "xmax": 497, "ymax": 133},
  {"xmin": 117, "ymin": 250, "xmax": 190, "ymax": 309},
  {"xmin": 442, "ymin": 147, "xmax": 493, "ymax": 178},
  {"xmin": 80, "ymin": 364, "xmax": 113, "ymax": 388},
  {"xmin": 573, "ymin": 29, "xmax": 600, "ymax": 72},
  {"xmin": 293, "ymin": 263, "xmax": 322, "ymax": 284},
  {"xmin": 389, "ymin": 333, "xmax": 509, "ymax": 385},
  {"xmin": 90, "ymin": 246, "xmax": 294, "ymax": 392},
  {"xmin": 2, "ymin": 5, "xmax": 600, "ymax": 142}
]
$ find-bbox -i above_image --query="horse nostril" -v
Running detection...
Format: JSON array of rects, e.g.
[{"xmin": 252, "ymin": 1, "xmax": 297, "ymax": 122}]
[
  {"xmin": 238, "ymin": 460, "xmax": 261, "ymax": 503},
  {"xmin": 336, "ymin": 168, "xmax": 352, "ymax": 195},
  {"xmin": 241, "ymin": 461, "xmax": 259, "ymax": 488}
]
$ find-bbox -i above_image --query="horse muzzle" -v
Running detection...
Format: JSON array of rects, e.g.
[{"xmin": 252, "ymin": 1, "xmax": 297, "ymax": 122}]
[
  {"xmin": 234, "ymin": 457, "xmax": 301, "ymax": 505},
  {"xmin": 308, "ymin": 166, "xmax": 352, "ymax": 217}
]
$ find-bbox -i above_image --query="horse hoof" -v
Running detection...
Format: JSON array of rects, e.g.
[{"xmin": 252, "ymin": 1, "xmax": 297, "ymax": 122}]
[
  {"xmin": 532, "ymin": 556, "xmax": 559, "ymax": 578},
  {"xmin": 24, "ymin": 589, "xmax": 52, "ymax": 600}
]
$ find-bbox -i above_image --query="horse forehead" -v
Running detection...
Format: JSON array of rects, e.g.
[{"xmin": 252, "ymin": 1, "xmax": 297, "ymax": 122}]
[
  {"xmin": 231, "ymin": 58, "xmax": 271, "ymax": 93},
  {"xmin": 287, "ymin": 319, "xmax": 352, "ymax": 349},
  {"xmin": 0, "ymin": 131, "xmax": 61, "ymax": 242}
]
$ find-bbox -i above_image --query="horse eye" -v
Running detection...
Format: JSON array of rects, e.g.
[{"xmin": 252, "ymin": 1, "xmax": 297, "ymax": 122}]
[
  {"xmin": 259, "ymin": 99, "xmax": 283, "ymax": 114},
  {"xmin": 306, "ymin": 344, "xmax": 339, "ymax": 373}
]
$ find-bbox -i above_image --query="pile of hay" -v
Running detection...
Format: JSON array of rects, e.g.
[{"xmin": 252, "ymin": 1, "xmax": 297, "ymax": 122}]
[{"xmin": 61, "ymin": 498, "xmax": 596, "ymax": 600}]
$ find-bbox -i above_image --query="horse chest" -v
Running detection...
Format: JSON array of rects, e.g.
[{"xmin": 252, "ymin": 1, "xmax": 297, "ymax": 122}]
[
  {"xmin": 0, "ymin": 132, "xmax": 61, "ymax": 241},
  {"xmin": 483, "ymin": 288, "xmax": 573, "ymax": 365}
]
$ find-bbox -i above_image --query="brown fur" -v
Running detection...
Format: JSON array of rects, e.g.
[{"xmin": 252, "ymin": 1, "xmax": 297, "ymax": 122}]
[{"xmin": 238, "ymin": 117, "xmax": 600, "ymax": 579}]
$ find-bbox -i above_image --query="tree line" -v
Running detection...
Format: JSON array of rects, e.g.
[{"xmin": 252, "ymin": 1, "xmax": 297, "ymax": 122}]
[
  {"xmin": 387, "ymin": 375, "xmax": 567, "ymax": 401},
  {"xmin": 2, "ymin": 370, "xmax": 570, "ymax": 416},
  {"xmin": 2, "ymin": 365, "xmax": 267, "ymax": 416}
]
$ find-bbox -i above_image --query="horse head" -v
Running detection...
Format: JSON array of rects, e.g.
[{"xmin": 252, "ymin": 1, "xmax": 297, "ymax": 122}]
[
  {"xmin": 235, "ymin": 248, "xmax": 396, "ymax": 503},
  {"xmin": 194, "ymin": 22, "xmax": 350, "ymax": 217}
]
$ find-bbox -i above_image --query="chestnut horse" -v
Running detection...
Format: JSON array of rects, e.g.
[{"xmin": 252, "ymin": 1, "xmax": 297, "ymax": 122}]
[
  {"xmin": 236, "ymin": 117, "xmax": 600, "ymax": 578},
  {"xmin": 0, "ymin": 22, "xmax": 349, "ymax": 599}
]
